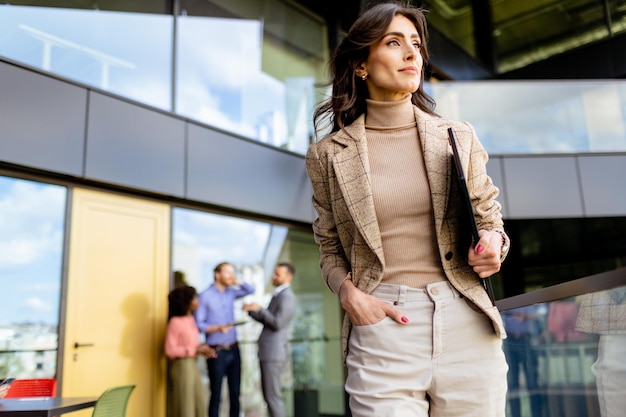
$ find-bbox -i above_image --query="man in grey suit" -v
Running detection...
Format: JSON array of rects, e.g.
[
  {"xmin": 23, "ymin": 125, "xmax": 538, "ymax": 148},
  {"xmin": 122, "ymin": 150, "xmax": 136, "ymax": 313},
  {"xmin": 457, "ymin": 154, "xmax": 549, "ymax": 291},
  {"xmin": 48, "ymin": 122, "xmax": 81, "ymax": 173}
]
[{"xmin": 243, "ymin": 262, "xmax": 297, "ymax": 417}]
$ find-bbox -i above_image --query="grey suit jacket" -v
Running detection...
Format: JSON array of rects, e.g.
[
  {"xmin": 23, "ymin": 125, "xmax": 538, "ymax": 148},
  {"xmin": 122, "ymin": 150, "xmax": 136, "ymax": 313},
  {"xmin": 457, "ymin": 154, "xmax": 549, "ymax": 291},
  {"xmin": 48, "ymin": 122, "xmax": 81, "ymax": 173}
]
[
  {"xmin": 249, "ymin": 287, "xmax": 297, "ymax": 361},
  {"xmin": 305, "ymin": 106, "xmax": 510, "ymax": 360}
]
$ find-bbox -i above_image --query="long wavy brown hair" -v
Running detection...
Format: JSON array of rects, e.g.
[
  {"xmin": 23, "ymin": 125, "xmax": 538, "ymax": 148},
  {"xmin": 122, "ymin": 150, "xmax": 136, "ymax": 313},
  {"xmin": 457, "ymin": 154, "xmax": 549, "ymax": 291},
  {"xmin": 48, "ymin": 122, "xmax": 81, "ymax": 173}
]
[{"xmin": 313, "ymin": 1, "xmax": 437, "ymax": 138}]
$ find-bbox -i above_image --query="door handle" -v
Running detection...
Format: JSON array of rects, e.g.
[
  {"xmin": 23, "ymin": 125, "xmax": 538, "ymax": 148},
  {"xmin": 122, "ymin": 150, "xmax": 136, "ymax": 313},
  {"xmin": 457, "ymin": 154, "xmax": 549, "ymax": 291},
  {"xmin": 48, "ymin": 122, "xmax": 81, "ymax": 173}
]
[{"xmin": 74, "ymin": 342, "xmax": 94, "ymax": 349}]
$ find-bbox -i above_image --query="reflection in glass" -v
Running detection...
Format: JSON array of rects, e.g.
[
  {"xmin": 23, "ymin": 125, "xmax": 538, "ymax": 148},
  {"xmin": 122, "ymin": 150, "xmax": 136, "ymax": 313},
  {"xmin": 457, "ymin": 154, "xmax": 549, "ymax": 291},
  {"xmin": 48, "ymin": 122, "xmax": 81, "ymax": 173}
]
[
  {"xmin": 503, "ymin": 305, "xmax": 544, "ymax": 417},
  {"xmin": 175, "ymin": 17, "xmax": 271, "ymax": 142},
  {"xmin": 178, "ymin": 0, "xmax": 327, "ymax": 154},
  {"xmin": 0, "ymin": 175, "xmax": 66, "ymax": 379},
  {"xmin": 175, "ymin": 15, "xmax": 319, "ymax": 153},
  {"xmin": 0, "ymin": 5, "xmax": 173, "ymax": 110},
  {"xmin": 576, "ymin": 287, "xmax": 626, "ymax": 417},
  {"xmin": 0, "ymin": 3, "xmax": 328, "ymax": 154},
  {"xmin": 171, "ymin": 208, "xmax": 344, "ymax": 415},
  {"xmin": 431, "ymin": 81, "xmax": 626, "ymax": 154},
  {"xmin": 502, "ymin": 286, "xmax": 626, "ymax": 417},
  {"xmin": 421, "ymin": 0, "xmax": 476, "ymax": 59},
  {"xmin": 490, "ymin": 0, "xmax": 621, "ymax": 74},
  {"xmin": 172, "ymin": 207, "xmax": 288, "ymax": 414},
  {"xmin": 172, "ymin": 208, "xmax": 286, "ymax": 290}
]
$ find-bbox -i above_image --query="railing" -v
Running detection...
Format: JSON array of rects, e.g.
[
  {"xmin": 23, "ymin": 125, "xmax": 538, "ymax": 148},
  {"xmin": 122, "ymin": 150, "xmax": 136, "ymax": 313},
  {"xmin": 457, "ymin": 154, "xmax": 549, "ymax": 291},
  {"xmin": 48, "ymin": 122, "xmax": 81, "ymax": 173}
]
[
  {"xmin": 0, "ymin": 348, "xmax": 57, "ymax": 379},
  {"xmin": 496, "ymin": 267, "xmax": 625, "ymax": 417}
]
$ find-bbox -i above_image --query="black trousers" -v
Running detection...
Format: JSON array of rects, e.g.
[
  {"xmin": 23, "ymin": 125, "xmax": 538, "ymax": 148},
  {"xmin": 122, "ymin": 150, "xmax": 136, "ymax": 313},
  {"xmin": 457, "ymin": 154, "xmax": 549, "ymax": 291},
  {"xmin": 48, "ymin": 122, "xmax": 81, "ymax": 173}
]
[{"xmin": 206, "ymin": 346, "xmax": 241, "ymax": 417}]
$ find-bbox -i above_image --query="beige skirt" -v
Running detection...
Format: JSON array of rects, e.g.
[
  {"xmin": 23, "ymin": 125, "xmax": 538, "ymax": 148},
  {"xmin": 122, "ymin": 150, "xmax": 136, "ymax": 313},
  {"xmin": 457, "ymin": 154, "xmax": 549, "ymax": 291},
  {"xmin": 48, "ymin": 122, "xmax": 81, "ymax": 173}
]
[{"xmin": 167, "ymin": 356, "xmax": 207, "ymax": 417}]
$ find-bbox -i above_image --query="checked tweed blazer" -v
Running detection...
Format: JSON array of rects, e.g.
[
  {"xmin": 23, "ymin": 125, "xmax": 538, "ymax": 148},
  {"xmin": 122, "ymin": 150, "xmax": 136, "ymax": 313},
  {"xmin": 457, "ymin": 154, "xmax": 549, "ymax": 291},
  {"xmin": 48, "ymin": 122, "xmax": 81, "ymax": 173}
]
[{"xmin": 305, "ymin": 105, "xmax": 510, "ymax": 360}]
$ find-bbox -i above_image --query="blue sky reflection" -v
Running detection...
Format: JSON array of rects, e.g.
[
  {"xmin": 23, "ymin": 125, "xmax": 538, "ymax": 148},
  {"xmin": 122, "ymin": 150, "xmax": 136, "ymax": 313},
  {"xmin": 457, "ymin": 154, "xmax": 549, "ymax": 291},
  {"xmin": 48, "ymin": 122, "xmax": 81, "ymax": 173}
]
[
  {"xmin": 172, "ymin": 208, "xmax": 283, "ymax": 292},
  {"xmin": 0, "ymin": 176, "xmax": 66, "ymax": 326},
  {"xmin": 0, "ymin": 5, "xmax": 172, "ymax": 110},
  {"xmin": 431, "ymin": 81, "xmax": 626, "ymax": 154}
]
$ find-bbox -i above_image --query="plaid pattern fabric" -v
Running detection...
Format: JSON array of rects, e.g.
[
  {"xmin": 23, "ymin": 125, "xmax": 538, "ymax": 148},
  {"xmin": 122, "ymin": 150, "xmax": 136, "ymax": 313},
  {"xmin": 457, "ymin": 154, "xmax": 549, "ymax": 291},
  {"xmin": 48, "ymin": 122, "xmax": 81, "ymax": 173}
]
[
  {"xmin": 306, "ymin": 106, "xmax": 509, "ymax": 361},
  {"xmin": 576, "ymin": 288, "xmax": 626, "ymax": 334}
]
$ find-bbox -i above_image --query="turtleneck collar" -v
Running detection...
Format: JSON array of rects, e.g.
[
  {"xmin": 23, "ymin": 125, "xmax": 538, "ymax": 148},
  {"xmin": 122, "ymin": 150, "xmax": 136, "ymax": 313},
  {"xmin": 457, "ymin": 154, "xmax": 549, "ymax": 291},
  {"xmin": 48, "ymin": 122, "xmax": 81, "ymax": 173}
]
[{"xmin": 365, "ymin": 94, "xmax": 415, "ymax": 129}]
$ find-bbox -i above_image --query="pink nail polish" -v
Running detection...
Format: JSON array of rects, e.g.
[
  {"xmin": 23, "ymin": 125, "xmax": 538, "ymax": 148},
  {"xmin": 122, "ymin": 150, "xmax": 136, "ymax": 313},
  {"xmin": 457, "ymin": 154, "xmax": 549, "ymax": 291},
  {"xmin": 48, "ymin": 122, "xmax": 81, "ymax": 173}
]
[
  {"xmin": 401, "ymin": 316, "xmax": 409, "ymax": 323},
  {"xmin": 476, "ymin": 244, "xmax": 484, "ymax": 253}
]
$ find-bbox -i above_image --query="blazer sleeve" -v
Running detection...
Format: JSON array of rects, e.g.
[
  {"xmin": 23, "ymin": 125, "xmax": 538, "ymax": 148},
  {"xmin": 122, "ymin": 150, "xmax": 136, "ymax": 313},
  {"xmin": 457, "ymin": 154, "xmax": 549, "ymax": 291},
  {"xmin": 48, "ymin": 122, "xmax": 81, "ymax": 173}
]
[
  {"xmin": 249, "ymin": 290, "xmax": 297, "ymax": 331},
  {"xmin": 305, "ymin": 141, "xmax": 352, "ymax": 294},
  {"xmin": 464, "ymin": 122, "xmax": 511, "ymax": 259}
]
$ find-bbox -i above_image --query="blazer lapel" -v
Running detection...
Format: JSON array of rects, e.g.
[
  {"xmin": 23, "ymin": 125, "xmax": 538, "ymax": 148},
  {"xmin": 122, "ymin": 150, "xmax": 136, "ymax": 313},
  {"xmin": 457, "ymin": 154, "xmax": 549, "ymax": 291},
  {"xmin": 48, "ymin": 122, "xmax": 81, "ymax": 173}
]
[
  {"xmin": 329, "ymin": 109, "xmax": 453, "ymax": 263},
  {"xmin": 415, "ymin": 108, "xmax": 452, "ymax": 236},
  {"xmin": 331, "ymin": 116, "xmax": 384, "ymax": 264},
  {"xmin": 267, "ymin": 291, "xmax": 279, "ymax": 311}
]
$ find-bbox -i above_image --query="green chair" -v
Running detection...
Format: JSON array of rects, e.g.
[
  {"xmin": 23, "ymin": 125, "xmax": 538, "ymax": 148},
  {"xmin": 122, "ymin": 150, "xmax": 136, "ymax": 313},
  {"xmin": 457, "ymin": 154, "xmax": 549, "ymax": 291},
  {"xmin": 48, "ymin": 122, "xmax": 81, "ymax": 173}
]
[{"xmin": 91, "ymin": 384, "xmax": 136, "ymax": 417}]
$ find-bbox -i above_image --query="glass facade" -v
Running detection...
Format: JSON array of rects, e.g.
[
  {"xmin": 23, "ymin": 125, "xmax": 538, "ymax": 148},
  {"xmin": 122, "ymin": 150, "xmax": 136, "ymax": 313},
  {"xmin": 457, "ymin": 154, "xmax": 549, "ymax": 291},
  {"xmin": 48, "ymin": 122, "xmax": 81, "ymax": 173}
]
[
  {"xmin": 170, "ymin": 208, "xmax": 344, "ymax": 415},
  {"xmin": 421, "ymin": 0, "xmax": 477, "ymax": 59},
  {"xmin": 490, "ymin": 0, "xmax": 623, "ymax": 74},
  {"xmin": 0, "ymin": 6, "xmax": 173, "ymax": 110},
  {"xmin": 3, "ymin": 3, "xmax": 625, "ymax": 156},
  {"xmin": 0, "ymin": 175, "xmax": 66, "ymax": 379},
  {"xmin": 0, "ymin": 179, "xmax": 346, "ymax": 414},
  {"xmin": 494, "ymin": 217, "xmax": 626, "ymax": 298},
  {"xmin": 423, "ymin": 0, "xmax": 626, "ymax": 75},
  {"xmin": 1, "ymin": 1, "xmax": 625, "ymax": 416},
  {"xmin": 501, "ymin": 285, "xmax": 626, "ymax": 417},
  {"xmin": 2, "ymin": 172, "xmax": 620, "ymax": 417},
  {"xmin": 0, "ymin": 0, "xmax": 328, "ymax": 154},
  {"xmin": 429, "ymin": 80, "xmax": 626, "ymax": 154}
]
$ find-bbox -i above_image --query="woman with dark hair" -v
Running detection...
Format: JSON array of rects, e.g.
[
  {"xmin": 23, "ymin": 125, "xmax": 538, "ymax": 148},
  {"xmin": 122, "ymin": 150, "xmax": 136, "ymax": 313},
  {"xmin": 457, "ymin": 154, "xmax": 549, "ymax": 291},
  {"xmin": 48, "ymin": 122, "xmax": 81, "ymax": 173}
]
[
  {"xmin": 305, "ymin": 1, "xmax": 510, "ymax": 416},
  {"xmin": 166, "ymin": 285, "xmax": 215, "ymax": 417}
]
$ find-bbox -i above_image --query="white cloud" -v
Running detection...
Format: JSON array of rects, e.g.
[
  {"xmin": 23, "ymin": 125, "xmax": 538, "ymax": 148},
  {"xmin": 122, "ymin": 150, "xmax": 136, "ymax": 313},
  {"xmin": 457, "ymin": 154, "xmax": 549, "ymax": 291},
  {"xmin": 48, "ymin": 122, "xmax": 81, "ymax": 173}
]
[
  {"xmin": 24, "ymin": 296, "xmax": 52, "ymax": 312},
  {"xmin": 0, "ymin": 178, "xmax": 66, "ymax": 270}
]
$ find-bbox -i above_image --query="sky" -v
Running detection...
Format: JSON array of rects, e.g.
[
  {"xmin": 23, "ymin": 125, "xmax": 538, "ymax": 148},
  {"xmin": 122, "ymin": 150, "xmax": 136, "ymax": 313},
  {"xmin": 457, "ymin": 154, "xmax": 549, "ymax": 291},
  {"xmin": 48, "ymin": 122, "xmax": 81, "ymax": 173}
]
[{"xmin": 0, "ymin": 177, "xmax": 66, "ymax": 325}]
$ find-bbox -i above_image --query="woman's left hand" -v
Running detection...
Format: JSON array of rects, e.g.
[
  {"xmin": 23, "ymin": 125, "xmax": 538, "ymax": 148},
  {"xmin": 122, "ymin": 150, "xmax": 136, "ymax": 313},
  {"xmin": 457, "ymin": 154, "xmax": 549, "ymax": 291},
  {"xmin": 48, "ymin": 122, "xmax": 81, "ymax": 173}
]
[
  {"xmin": 467, "ymin": 230, "xmax": 503, "ymax": 278},
  {"xmin": 198, "ymin": 344, "xmax": 217, "ymax": 358}
]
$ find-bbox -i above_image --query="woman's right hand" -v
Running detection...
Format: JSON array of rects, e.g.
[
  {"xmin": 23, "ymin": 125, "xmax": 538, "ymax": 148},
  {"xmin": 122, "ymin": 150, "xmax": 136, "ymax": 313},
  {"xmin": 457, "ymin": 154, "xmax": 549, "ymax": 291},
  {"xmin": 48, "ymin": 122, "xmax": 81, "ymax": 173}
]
[{"xmin": 339, "ymin": 279, "xmax": 409, "ymax": 326}]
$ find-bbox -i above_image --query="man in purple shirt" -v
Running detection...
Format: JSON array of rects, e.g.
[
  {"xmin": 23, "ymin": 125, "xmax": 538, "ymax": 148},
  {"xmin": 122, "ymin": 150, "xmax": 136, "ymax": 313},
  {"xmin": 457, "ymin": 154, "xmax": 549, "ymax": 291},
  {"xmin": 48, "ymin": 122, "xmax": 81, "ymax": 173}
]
[
  {"xmin": 503, "ymin": 305, "xmax": 544, "ymax": 417},
  {"xmin": 195, "ymin": 262, "xmax": 255, "ymax": 417}
]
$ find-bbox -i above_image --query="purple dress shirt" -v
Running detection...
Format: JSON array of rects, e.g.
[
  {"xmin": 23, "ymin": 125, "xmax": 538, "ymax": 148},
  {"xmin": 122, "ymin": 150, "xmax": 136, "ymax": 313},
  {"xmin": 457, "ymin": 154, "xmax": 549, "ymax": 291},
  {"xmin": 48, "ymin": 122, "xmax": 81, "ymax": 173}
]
[{"xmin": 195, "ymin": 282, "xmax": 254, "ymax": 346}]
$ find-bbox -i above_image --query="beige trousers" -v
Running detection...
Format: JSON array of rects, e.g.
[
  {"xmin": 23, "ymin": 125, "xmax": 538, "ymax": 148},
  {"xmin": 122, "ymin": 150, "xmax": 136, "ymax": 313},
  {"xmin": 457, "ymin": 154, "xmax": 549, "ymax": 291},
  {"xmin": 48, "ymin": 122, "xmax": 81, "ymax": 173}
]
[
  {"xmin": 346, "ymin": 281, "xmax": 508, "ymax": 417},
  {"xmin": 168, "ymin": 357, "xmax": 207, "ymax": 417}
]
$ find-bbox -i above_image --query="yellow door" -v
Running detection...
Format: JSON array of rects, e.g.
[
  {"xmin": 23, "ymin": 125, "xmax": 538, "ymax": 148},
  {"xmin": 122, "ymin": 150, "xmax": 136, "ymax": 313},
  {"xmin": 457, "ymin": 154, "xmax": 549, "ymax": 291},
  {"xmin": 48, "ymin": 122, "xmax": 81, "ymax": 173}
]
[{"xmin": 62, "ymin": 189, "xmax": 170, "ymax": 417}]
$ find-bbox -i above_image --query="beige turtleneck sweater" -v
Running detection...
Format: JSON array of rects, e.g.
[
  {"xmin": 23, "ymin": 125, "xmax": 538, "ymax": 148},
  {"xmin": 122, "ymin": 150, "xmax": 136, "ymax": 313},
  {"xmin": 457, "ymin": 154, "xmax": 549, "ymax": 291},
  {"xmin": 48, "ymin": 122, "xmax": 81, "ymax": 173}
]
[{"xmin": 365, "ymin": 96, "xmax": 445, "ymax": 288}]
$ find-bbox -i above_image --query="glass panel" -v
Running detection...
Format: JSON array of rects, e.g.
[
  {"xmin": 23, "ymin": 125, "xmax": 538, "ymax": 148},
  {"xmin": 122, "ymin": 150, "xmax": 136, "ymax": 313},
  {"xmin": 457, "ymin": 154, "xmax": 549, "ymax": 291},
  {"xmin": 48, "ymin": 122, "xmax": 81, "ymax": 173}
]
[
  {"xmin": 502, "ymin": 285, "xmax": 626, "ymax": 417},
  {"xmin": 430, "ymin": 80, "xmax": 626, "ymax": 154},
  {"xmin": 0, "ymin": 1, "xmax": 170, "ymax": 14},
  {"xmin": 172, "ymin": 208, "xmax": 279, "ymax": 413},
  {"xmin": 176, "ymin": 0, "xmax": 328, "ymax": 154},
  {"xmin": 0, "ymin": 5, "xmax": 173, "ymax": 111},
  {"xmin": 0, "ymin": 1, "xmax": 328, "ymax": 155},
  {"xmin": 171, "ymin": 208, "xmax": 345, "ymax": 416},
  {"xmin": 491, "ymin": 0, "xmax": 618, "ymax": 74},
  {"xmin": 495, "ymin": 217, "xmax": 626, "ymax": 297},
  {"xmin": 175, "ymin": 16, "xmax": 268, "ymax": 142},
  {"xmin": 0, "ymin": 176, "xmax": 67, "ymax": 379},
  {"xmin": 421, "ymin": 0, "xmax": 477, "ymax": 59}
]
